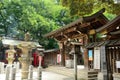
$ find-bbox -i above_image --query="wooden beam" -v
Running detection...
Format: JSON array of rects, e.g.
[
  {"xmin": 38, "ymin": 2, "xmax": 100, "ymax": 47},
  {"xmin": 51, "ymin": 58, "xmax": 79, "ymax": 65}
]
[
  {"xmin": 110, "ymin": 30, "xmax": 120, "ymax": 35},
  {"xmin": 79, "ymin": 23, "xmax": 90, "ymax": 28},
  {"xmin": 76, "ymin": 23, "xmax": 91, "ymax": 33},
  {"xmin": 54, "ymin": 37, "xmax": 59, "ymax": 41},
  {"xmin": 63, "ymin": 34, "xmax": 68, "ymax": 38},
  {"xmin": 100, "ymin": 30, "xmax": 108, "ymax": 34},
  {"xmin": 88, "ymin": 29, "xmax": 96, "ymax": 35},
  {"xmin": 77, "ymin": 30, "xmax": 81, "ymax": 34},
  {"xmin": 64, "ymin": 27, "xmax": 77, "ymax": 34},
  {"xmin": 70, "ymin": 34, "xmax": 85, "ymax": 40}
]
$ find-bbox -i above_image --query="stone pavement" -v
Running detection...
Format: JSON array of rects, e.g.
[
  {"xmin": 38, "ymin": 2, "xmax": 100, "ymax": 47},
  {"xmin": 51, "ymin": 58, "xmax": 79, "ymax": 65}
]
[
  {"xmin": 43, "ymin": 71, "xmax": 74, "ymax": 80},
  {"xmin": 44, "ymin": 65, "xmax": 88, "ymax": 80},
  {"xmin": 0, "ymin": 66, "xmax": 97, "ymax": 80},
  {"xmin": 0, "ymin": 71, "xmax": 74, "ymax": 80}
]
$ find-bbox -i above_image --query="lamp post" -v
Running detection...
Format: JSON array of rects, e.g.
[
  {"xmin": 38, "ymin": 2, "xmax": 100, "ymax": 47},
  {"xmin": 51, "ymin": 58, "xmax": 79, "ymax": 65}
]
[{"xmin": 70, "ymin": 42, "xmax": 81, "ymax": 80}]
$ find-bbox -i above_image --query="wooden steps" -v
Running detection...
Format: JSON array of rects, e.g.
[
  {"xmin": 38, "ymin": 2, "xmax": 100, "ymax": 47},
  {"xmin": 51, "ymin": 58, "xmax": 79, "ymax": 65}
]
[{"xmin": 88, "ymin": 71, "xmax": 98, "ymax": 80}]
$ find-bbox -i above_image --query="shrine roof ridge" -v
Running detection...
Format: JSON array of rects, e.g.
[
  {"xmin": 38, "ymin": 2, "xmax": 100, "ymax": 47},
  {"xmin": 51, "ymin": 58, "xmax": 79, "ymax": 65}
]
[{"xmin": 44, "ymin": 8, "xmax": 106, "ymax": 38}]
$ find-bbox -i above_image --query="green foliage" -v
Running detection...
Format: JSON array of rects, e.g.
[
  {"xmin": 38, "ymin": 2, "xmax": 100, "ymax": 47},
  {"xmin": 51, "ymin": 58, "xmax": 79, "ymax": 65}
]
[
  {"xmin": 0, "ymin": 0, "xmax": 74, "ymax": 49},
  {"xmin": 104, "ymin": 13, "xmax": 116, "ymax": 20},
  {"xmin": 61, "ymin": 0, "xmax": 120, "ymax": 16},
  {"xmin": 0, "ymin": 0, "xmax": 118, "ymax": 49},
  {"xmin": 61, "ymin": 0, "xmax": 94, "ymax": 16}
]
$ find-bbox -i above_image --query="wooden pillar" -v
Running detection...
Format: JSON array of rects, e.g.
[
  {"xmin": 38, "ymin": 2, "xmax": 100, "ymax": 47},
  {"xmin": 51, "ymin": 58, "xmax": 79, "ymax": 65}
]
[
  {"xmin": 83, "ymin": 34, "xmax": 89, "ymax": 69},
  {"xmin": 58, "ymin": 42, "xmax": 65, "ymax": 66},
  {"xmin": 83, "ymin": 49, "xmax": 88, "ymax": 69}
]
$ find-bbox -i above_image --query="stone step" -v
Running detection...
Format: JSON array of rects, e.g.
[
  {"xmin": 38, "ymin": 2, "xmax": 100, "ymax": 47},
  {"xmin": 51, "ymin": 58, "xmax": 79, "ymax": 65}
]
[
  {"xmin": 88, "ymin": 71, "xmax": 98, "ymax": 74},
  {"xmin": 88, "ymin": 74, "xmax": 97, "ymax": 78},
  {"xmin": 88, "ymin": 77, "xmax": 97, "ymax": 80}
]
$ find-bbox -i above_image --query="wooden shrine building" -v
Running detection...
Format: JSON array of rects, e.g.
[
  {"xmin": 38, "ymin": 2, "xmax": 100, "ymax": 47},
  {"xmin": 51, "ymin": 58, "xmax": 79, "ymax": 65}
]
[
  {"xmin": 44, "ymin": 8, "xmax": 109, "ymax": 68},
  {"xmin": 45, "ymin": 7, "xmax": 120, "ymax": 79},
  {"xmin": 44, "ymin": 49, "xmax": 60, "ymax": 66}
]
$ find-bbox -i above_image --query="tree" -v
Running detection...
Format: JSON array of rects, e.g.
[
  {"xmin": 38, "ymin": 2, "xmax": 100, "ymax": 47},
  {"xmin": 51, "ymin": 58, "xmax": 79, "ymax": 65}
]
[
  {"xmin": 0, "ymin": 0, "xmax": 74, "ymax": 49},
  {"xmin": 61, "ymin": 0, "xmax": 120, "ymax": 16}
]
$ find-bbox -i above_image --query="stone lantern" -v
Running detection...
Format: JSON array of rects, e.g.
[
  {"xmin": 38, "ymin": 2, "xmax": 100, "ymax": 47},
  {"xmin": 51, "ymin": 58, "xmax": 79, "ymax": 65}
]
[
  {"xmin": 17, "ymin": 32, "xmax": 36, "ymax": 79},
  {"xmin": 6, "ymin": 45, "xmax": 16, "ymax": 65}
]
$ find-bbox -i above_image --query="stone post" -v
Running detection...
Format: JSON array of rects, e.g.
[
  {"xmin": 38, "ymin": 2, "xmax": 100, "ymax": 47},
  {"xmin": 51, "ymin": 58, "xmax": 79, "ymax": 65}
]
[
  {"xmin": 0, "ymin": 62, "xmax": 1, "ymax": 73},
  {"xmin": 13, "ymin": 62, "xmax": 17, "ymax": 68},
  {"xmin": 16, "ymin": 62, "xmax": 20, "ymax": 72},
  {"xmin": 11, "ymin": 67, "xmax": 16, "ymax": 80},
  {"xmin": 0, "ymin": 62, "xmax": 4, "ymax": 74},
  {"xmin": 5, "ymin": 66, "xmax": 10, "ymax": 80},
  {"xmin": 38, "ymin": 66, "xmax": 42, "ymax": 80},
  {"xmin": 28, "ymin": 65, "xmax": 33, "ymax": 80}
]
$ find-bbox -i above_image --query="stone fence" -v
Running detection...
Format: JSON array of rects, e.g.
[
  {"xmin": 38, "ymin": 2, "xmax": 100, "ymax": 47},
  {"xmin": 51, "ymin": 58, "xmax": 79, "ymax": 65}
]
[{"xmin": 0, "ymin": 62, "xmax": 42, "ymax": 80}]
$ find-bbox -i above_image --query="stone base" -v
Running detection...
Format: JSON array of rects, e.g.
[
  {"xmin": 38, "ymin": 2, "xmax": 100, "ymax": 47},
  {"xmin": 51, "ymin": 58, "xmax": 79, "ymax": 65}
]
[
  {"xmin": 19, "ymin": 58, "xmax": 30, "ymax": 79},
  {"xmin": 113, "ymin": 73, "xmax": 120, "ymax": 80},
  {"xmin": 98, "ymin": 72, "xmax": 107, "ymax": 80},
  {"xmin": 21, "ymin": 71, "xmax": 29, "ymax": 79}
]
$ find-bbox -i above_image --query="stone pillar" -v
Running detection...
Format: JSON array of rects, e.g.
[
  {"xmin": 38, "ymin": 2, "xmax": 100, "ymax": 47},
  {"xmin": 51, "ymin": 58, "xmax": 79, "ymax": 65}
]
[{"xmin": 98, "ymin": 46, "xmax": 107, "ymax": 80}]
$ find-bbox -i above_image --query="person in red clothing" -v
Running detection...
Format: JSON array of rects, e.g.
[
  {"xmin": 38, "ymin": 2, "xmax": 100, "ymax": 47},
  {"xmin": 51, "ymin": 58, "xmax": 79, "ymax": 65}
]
[{"xmin": 33, "ymin": 51, "xmax": 38, "ymax": 67}]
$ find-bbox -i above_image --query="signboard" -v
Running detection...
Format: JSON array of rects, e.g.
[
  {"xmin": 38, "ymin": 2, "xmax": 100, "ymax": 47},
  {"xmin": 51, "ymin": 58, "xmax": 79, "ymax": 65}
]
[
  {"xmin": 88, "ymin": 50, "xmax": 93, "ymax": 61},
  {"xmin": 116, "ymin": 61, "xmax": 120, "ymax": 68},
  {"xmin": 94, "ymin": 47, "xmax": 100, "ymax": 69},
  {"xmin": 57, "ymin": 54, "xmax": 61, "ymax": 63}
]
